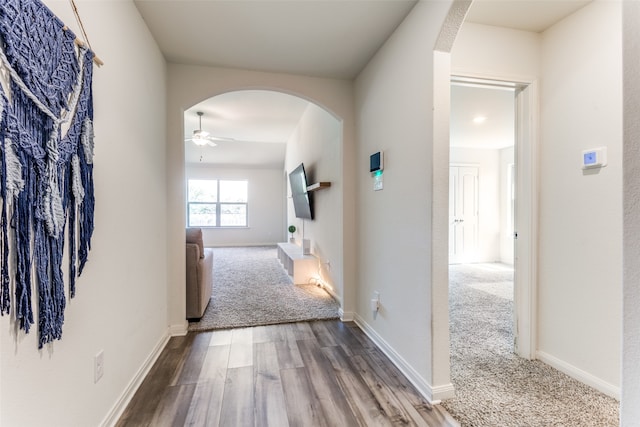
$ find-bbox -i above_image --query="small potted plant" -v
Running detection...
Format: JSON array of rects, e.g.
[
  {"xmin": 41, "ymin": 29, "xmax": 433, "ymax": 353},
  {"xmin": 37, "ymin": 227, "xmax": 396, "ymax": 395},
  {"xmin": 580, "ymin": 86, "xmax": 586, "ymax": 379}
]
[{"xmin": 288, "ymin": 225, "xmax": 296, "ymax": 243}]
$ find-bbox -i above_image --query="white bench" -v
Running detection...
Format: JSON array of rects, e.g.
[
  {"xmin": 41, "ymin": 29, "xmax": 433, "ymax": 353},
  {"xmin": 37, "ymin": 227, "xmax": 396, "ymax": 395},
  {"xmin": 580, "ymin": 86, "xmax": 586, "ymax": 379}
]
[{"xmin": 277, "ymin": 242, "xmax": 317, "ymax": 285}]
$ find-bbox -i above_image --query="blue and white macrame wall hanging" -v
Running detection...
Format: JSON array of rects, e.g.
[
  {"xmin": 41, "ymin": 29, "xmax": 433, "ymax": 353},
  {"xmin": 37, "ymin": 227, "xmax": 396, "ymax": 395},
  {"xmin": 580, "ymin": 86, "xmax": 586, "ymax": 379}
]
[{"xmin": 0, "ymin": 0, "xmax": 100, "ymax": 348}]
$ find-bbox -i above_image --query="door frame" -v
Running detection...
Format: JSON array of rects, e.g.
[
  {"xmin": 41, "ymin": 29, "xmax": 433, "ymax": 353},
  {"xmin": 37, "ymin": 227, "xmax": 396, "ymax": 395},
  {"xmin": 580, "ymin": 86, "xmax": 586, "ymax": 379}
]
[
  {"xmin": 513, "ymin": 79, "xmax": 538, "ymax": 360},
  {"xmin": 450, "ymin": 75, "xmax": 539, "ymax": 360}
]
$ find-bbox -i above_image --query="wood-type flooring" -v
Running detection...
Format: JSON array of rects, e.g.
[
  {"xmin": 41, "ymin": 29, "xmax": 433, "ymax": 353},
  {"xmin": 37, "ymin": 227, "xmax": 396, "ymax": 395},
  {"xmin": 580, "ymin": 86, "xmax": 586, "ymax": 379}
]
[{"xmin": 116, "ymin": 320, "xmax": 459, "ymax": 427}]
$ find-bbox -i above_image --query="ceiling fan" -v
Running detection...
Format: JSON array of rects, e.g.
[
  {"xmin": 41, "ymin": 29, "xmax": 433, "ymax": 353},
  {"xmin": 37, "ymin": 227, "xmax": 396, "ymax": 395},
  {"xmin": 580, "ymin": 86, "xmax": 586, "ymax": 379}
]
[{"xmin": 185, "ymin": 111, "xmax": 234, "ymax": 147}]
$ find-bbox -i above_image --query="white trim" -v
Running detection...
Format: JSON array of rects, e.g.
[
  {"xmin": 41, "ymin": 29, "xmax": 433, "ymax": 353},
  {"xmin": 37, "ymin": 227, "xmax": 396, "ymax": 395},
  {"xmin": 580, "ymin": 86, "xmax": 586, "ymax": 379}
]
[
  {"xmin": 430, "ymin": 383, "xmax": 457, "ymax": 404},
  {"xmin": 450, "ymin": 162, "xmax": 480, "ymax": 168},
  {"xmin": 170, "ymin": 321, "xmax": 189, "ymax": 336},
  {"xmin": 354, "ymin": 314, "xmax": 455, "ymax": 403},
  {"xmin": 339, "ymin": 309, "xmax": 355, "ymax": 322},
  {"xmin": 451, "ymin": 70, "xmax": 538, "ymax": 88},
  {"xmin": 450, "ymin": 73, "xmax": 539, "ymax": 360},
  {"xmin": 100, "ymin": 331, "xmax": 171, "ymax": 427},
  {"xmin": 318, "ymin": 283, "xmax": 340, "ymax": 306},
  {"xmin": 513, "ymin": 80, "xmax": 539, "ymax": 360},
  {"xmin": 433, "ymin": 49, "xmax": 455, "ymax": 399},
  {"xmin": 536, "ymin": 350, "xmax": 620, "ymax": 400}
]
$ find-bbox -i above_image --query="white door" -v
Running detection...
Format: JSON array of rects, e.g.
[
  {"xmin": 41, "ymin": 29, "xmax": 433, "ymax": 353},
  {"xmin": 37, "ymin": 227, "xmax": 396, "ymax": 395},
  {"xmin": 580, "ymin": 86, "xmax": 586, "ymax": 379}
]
[{"xmin": 449, "ymin": 165, "xmax": 479, "ymax": 263}]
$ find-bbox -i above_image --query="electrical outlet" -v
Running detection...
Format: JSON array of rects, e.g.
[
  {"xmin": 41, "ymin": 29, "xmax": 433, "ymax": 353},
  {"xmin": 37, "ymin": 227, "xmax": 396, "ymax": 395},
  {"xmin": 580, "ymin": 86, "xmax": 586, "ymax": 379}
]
[
  {"xmin": 94, "ymin": 350, "xmax": 104, "ymax": 383},
  {"xmin": 372, "ymin": 291, "xmax": 381, "ymax": 319}
]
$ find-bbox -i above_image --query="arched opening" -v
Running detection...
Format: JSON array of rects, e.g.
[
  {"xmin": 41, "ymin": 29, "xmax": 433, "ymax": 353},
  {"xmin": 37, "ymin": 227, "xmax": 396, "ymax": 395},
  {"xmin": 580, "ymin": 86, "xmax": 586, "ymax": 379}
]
[{"xmin": 179, "ymin": 88, "xmax": 346, "ymax": 331}]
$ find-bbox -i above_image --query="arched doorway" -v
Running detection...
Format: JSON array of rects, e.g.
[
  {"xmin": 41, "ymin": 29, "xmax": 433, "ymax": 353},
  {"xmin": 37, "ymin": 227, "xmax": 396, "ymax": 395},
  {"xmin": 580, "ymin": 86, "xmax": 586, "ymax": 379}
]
[
  {"xmin": 182, "ymin": 90, "xmax": 344, "ymax": 329},
  {"xmin": 166, "ymin": 74, "xmax": 356, "ymax": 333}
]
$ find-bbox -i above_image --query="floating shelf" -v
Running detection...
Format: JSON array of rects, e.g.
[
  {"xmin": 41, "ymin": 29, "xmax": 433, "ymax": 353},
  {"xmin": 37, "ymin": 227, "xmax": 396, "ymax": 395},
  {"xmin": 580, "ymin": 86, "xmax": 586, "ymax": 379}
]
[{"xmin": 307, "ymin": 182, "xmax": 331, "ymax": 192}]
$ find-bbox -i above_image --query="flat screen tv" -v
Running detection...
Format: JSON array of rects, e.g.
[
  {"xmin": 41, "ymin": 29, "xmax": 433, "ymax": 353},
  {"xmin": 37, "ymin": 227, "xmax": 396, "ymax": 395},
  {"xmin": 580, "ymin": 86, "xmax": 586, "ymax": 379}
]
[{"xmin": 289, "ymin": 163, "xmax": 313, "ymax": 220}]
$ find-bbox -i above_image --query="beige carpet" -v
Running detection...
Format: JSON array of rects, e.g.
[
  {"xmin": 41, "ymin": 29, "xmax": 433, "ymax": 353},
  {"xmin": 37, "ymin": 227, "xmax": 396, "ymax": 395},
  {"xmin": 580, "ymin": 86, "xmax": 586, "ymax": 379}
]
[
  {"xmin": 442, "ymin": 263, "xmax": 619, "ymax": 426},
  {"xmin": 188, "ymin": 246, "xmax": 339, "ymax": 332}
]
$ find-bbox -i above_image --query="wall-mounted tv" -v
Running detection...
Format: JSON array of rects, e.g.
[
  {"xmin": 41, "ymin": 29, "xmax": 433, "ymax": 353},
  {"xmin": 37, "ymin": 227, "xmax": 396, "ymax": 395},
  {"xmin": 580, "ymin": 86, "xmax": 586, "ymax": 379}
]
[{"xmin": 289, "ymin": 163, "xmax": 313, "ymax": 220}]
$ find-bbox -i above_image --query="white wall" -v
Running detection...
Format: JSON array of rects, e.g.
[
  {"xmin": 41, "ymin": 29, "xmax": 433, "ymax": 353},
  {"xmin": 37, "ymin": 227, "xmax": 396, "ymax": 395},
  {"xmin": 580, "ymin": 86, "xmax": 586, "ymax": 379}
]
[
  {"xmin": 451, "ymin": 22, "xmax": 541, "ymax": 81},
  {"xmin": 450, "ymin": 147, "xmax": 501, "ymax": 263},
  {"xmin": 166, "ymin": 64, "xmax": 356, "ymax": 332},
  {"xmin": 354, "ymin": 0, "xmax": 454, "ymax": 400},
  {"xmin": 285, "ymin": 104, "xmax": 343, "ymax": 301},
  {"xmin": 538, "ymin": 1, "xmax": 622, "ymax": 394},
  {"xmin": 1, "ymin": 1, "xmax": 168, "ymax": 426},
  {"xmin": 623, "ymin": 2, "xmax": 640, "ymax": 424},
  {"xmin": 186, "ymin": 165, "xmax": 285, "ymax": 246}
]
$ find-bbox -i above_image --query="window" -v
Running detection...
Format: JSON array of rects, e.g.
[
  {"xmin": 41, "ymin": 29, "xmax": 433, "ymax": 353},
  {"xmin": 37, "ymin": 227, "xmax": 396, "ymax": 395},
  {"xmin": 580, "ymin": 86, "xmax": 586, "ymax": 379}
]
[{"xmin": 187, "ymin": 179, "xmax": 248, "ymax": 227}]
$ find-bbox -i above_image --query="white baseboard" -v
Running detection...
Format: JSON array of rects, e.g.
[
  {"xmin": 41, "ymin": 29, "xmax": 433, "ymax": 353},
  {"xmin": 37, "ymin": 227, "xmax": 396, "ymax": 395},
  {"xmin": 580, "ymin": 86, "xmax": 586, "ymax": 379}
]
[
  {"xmin": 339, "ymin": 309, "xmax": 355, "ymax": 322},
  {"xmin": 536, "ymin": 350, "xmax": 620, "ymax": 400},
  {"xmin": 354, "ymin": 314, "xmax": 455, "ymax": 403},
  {"xmin": 319, "ymin": 283, "xmax": 341, "ymax": 306},
  {"xmin": 430, "ymin": 383, "xmax": 456, "ymax": 403},
  {"xmin": 170, "ymin": 321, "xmax": 189, "ymax": 336},
  {"xmin": 100, "ymin": 330, "xmax": 171, "ymax": 427}
]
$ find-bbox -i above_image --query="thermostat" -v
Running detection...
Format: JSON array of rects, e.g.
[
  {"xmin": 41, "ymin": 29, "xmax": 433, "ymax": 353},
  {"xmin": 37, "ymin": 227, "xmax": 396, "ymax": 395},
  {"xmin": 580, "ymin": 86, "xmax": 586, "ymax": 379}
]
[{"xmin": 582, "ymin": 147, "xmax": 607, "ymax": 169}]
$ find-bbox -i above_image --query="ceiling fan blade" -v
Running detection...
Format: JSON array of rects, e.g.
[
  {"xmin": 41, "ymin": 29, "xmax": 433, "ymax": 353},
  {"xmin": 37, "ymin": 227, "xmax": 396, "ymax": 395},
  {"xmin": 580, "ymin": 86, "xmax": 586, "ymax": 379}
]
[
  {"xmin": 186, "ymin": 111, "xmax": 234, "ymax": 145},
  {"xmin": 207, "ymin": 135, "xmax": 235, "ymax": 142},
  {"xmin": 184, "ymin": 136, "xmax": 231, "ymax": 144}
]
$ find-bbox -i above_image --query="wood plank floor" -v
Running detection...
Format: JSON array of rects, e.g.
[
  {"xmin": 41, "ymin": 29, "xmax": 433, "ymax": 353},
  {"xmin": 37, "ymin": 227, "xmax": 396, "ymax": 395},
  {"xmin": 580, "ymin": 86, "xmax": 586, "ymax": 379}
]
[{"xmin": 116, "ymin": 320, "xmax": 459, "ymax": 427}]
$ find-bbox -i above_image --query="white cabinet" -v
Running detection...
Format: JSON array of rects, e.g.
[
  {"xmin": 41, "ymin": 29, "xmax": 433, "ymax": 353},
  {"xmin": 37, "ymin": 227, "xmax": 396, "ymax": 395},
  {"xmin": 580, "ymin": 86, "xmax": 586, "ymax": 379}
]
[{"xmin": 277, "ymin": 242, "xmax": 317, "ymax": 285}]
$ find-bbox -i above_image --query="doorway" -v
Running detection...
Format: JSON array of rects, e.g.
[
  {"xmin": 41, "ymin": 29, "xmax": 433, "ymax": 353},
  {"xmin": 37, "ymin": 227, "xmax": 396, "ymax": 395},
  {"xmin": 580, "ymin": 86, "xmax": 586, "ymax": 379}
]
[
  {"xmin": 449, "ymin": 76, "xmax": 537, "ymax": 359},
  {"xmin": 182, "ymin": 90, "xmax": 345, "ymax": 330}
]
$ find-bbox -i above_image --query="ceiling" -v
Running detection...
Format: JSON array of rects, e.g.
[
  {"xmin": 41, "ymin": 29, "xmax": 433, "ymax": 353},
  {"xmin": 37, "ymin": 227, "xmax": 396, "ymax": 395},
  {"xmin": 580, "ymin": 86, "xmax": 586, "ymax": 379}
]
[
  {"xmin": 450, "ymin": 83, "xmax": 516, "ymax": 150},
  {"xmin": 184, "ymin": 91, "xmax": 309, "ymax": 167},
  {"xmin": 133, "ymin": 0, "xmax": 592, "ymax": 165},
  {"xmin": 134, "ymin": 0, "xmax": 417, "ymax": 80},
  {"xmin": 465, "ymin": 0, "xmax": 591, "ymax": 33}
]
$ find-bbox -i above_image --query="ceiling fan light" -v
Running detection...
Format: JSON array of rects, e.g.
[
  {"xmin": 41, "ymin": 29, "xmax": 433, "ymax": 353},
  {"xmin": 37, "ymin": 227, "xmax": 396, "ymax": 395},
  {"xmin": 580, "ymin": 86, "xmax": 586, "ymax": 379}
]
[
  {"xmin": 193, "ymin": 129, "xmax": 210, "ymax": 138},
  {"xmin": 192, "ymin": 137, "xmax": 209, "ymax": 146},
  {"xmin": 189, "ymin": 112, "xmax": 218, "ymax": 147}
]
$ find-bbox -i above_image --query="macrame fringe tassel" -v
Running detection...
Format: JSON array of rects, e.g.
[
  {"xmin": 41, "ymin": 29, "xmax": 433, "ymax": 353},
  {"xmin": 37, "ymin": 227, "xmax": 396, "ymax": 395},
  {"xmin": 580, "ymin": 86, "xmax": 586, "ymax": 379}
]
[
  {"xmin": 0, "ymin": 92, "xmax": 9, "ymax": 315},
  {"xmin": 14, "ymin": 167, "xmax": 35, "ymax": 333},
  {"xmin": 1, "ymin": 134, "xmax": 9, "ymax": 315},
  {"xmin": 0, "ymin": 2, "xmax": 96, "ymax": 346}
]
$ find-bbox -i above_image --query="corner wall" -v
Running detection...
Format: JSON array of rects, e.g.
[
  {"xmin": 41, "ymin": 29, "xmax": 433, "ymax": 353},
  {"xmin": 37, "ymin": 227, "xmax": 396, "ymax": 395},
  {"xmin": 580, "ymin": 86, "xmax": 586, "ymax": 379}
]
[
  {"xmin": 354, "ymin": 0, "xmax": 454, "ymax": 400},
  {"xmin": 1, "ymin": 2, "xmax": 169, "ymax": 426},
  {"xmin": 623, "ymin": 1, "xmax": 640, "ymax": 423}
]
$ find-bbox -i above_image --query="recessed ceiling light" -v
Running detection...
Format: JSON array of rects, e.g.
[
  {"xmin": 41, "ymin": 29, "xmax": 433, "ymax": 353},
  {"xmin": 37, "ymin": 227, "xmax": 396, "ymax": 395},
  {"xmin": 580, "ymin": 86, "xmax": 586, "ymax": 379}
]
[{"xmin": 473, "ymin": 116, "xmax": 487, "ymax": 124}]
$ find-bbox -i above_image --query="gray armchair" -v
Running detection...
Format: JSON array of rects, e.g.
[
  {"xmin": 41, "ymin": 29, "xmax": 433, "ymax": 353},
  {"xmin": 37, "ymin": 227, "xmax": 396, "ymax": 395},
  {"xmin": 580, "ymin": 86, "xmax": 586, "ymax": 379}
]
[{"xmin": 185, "ymin": 228, "xmax": 213, "ymax": 319}]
